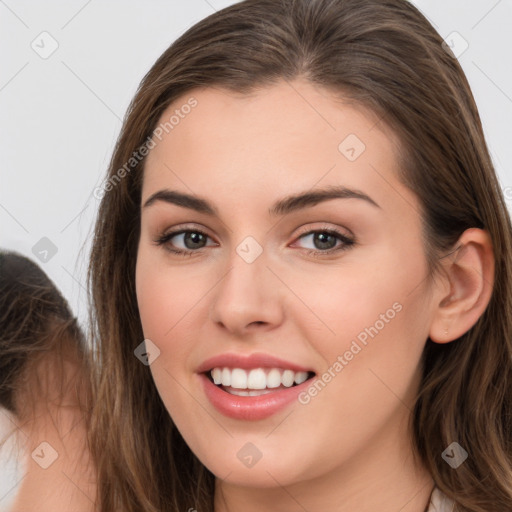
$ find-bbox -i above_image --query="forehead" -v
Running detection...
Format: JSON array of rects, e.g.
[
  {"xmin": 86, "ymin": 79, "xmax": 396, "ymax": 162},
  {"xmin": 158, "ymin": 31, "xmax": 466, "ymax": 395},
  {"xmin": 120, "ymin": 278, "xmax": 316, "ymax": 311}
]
[{"xmin": 141, "ymin": 80, "xmax": 411, "ymax": 216}]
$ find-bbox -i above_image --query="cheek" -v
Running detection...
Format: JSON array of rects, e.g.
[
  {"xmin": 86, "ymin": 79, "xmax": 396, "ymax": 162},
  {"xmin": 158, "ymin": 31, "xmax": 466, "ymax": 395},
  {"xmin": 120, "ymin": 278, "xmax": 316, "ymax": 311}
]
[
  {"xmin": 135, "ymin": 250, "xmax": 215, "ymax": 393},
  {"xmin": 288, "ymin": 249, "xmax": 430, "ymax": 382},
  {"xmin": 283, "ymin": 261, "xmax": 404, "ymax": 345},
  {"xmin": 135, "ymin": 255, "xmax": 204, "ymax": 424},
  {"xmin": 135, "ymin": 248, "xmax": 206, "ymax": 341}
]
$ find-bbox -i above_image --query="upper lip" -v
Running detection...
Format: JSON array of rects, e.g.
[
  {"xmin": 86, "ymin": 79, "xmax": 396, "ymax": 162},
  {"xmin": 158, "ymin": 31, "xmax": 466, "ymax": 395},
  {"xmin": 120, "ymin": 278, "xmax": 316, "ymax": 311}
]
[{"xmin": 197, "ymin": 352, "xmax": 314, "ymax": 374}]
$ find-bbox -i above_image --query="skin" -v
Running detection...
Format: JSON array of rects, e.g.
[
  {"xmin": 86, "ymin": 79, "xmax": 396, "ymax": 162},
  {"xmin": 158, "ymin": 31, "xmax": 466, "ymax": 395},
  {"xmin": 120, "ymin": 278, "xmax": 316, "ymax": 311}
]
[{"xmin": 136, "ymin": 79, "xmax": 494, "ymax": 512}]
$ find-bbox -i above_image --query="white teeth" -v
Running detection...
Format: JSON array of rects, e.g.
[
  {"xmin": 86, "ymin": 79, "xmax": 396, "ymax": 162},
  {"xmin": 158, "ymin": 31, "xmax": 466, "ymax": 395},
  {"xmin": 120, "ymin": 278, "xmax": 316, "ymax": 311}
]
[
  {"xmin": 209, "ymin": 367, "xmax": 312, "ymax": 390},
  {"xmin": 221, "ymin": 368, "xmax": 231, "ymax": 387},
  {"xmin": 266, "ymin": 368, "xmax": 282, "ymax": 388},
  {"xmin": 230, "ymin": 368, "xmax": 247, "ymax": 389},
  {"xmin": 212, "ymin": 368, "xmax": 222, "ymax": 385},
  {"xmin": 294, "ymin": 371, "xmax": 308, "ymax": 385},
  {"xmin": 281, "ymin": 369, "xmax": 295, "ymax": 387},
  {"xmin": 247, "ymin": 368, "xmax": 267, "ymax": 389},
  {"xmin": 228, "ymin": 388, "xmax": 274, "ymax": 396}
]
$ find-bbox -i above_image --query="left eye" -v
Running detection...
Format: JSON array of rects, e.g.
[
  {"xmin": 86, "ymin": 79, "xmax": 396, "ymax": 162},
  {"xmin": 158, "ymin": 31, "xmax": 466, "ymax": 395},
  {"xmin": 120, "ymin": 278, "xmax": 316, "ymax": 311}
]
[{"xmin": 293, "ymin": 229, "xmax": 354, "ymax": 253}]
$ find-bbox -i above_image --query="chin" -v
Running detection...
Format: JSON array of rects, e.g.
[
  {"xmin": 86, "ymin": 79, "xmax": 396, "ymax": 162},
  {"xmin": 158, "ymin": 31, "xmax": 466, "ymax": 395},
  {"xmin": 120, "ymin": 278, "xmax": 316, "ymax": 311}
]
[{"xmin": 184, "ymin": 434, "xmax": 316, "ymax": 489}]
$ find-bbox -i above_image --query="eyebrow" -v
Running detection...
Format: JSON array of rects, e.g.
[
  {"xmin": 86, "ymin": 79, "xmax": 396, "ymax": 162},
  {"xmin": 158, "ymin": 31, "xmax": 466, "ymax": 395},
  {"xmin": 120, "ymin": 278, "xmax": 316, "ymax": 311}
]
[{"xmin": 142, "ymin": 185, "xmax": 380, "ymax": 216}]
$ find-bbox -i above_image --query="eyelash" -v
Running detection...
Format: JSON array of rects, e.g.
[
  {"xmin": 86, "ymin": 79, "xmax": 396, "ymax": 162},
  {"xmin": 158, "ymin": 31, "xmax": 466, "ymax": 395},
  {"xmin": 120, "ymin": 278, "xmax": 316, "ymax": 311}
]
[{"xmin": 153, "ymin": 225, "xmax": 355, "ymax": 258}]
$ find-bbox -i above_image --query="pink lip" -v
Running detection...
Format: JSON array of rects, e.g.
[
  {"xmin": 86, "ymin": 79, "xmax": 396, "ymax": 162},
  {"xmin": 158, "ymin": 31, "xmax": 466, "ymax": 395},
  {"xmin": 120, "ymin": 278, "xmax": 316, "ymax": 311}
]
[
  {"xmin": 199, "ymin": 373, "xmax": 313, "ymax": 421},
  {"xmin": 196, "ymin": 352, "xmax": 315, "ymax": 421},
  {"xmin": 196, "ymin": 352, "xmax": 312, "ymax": 373}
]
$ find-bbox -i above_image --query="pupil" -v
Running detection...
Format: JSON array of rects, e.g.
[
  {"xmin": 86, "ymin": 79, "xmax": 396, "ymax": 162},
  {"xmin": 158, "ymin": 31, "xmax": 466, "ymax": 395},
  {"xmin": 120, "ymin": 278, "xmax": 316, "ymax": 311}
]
[
  {"xmin": 185, "ymin": 232, "xmax": 205, "ymax": 249},
  {"xmin": 314, "ymin": 232, "xmax": 335, "ymax": 250}
]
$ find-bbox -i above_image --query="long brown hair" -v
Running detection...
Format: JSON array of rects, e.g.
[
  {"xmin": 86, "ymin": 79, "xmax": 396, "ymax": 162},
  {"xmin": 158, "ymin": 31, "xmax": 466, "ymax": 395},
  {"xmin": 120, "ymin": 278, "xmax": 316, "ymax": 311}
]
[{"xmin": 87, "ymin": 1, "xmax": 512, "ymax": 510}]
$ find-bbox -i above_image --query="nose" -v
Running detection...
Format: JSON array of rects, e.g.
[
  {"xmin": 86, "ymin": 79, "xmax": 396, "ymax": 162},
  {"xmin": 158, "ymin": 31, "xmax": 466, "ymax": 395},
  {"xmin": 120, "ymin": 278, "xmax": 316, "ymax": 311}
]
[{"xmin": 209, "ymin": 246, "xmax": 285, "ymax": 336}]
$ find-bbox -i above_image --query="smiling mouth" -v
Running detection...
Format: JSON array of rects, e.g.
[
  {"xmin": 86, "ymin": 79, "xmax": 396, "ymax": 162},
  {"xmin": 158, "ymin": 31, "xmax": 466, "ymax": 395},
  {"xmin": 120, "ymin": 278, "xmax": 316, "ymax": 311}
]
[{"xmin": 204, "ymin": 367, "xmax": 316, "ymax": 396}]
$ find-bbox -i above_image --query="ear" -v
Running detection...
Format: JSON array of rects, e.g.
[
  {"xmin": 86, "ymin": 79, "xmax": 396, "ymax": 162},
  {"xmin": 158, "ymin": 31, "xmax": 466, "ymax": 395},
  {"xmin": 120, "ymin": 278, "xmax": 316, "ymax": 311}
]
[{"xmin": 429, "ymin": 228, "xmax": 494, "ymax": 344}]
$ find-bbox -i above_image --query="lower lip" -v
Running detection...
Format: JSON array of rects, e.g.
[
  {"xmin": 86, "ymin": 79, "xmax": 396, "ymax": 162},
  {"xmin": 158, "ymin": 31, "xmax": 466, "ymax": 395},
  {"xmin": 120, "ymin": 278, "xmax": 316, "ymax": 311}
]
[{"xmin": 199, "ymin": 373, "xmax": 312, "ymax": 421}]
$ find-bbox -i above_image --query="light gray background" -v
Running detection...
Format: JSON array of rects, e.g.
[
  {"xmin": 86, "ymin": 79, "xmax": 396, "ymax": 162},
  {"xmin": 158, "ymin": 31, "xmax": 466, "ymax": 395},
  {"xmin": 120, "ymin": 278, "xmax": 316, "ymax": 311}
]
[{"xmin": 1, "ymin": 0, "xmax": 511, "ymax": 331}]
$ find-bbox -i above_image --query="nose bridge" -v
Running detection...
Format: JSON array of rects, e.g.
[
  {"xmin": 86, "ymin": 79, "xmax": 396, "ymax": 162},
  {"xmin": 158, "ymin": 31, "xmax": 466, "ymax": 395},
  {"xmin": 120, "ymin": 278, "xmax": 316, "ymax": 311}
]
[
  {"xmin": 219, "ymin": 238, "xmax": 270, "ymax": 307},
  {"xmin": 209, "ymin": 235, "xmax": 283, "ymax": 332}
]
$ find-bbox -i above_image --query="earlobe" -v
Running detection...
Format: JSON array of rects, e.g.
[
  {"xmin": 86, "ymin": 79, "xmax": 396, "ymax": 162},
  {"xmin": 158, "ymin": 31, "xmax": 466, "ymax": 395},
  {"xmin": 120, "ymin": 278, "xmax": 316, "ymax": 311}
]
[{"xmin": 429, "ymin": 228, "xmax": 494, "ymax": 344}]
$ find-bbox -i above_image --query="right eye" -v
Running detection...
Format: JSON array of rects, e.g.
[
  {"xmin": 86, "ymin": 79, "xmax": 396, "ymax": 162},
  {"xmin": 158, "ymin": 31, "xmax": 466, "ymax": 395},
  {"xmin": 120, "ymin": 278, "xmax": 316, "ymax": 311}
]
[{"xmin": 154, "ymin": 228, "xmax": 218, "ymax": 256}]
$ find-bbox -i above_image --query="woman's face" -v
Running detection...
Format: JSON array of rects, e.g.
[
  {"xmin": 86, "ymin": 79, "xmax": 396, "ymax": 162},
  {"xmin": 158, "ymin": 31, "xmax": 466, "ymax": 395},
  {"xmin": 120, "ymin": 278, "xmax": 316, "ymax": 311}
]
[{"xmin": 136, "ymin": 79, "xmax": 438, "ymax": 488}]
